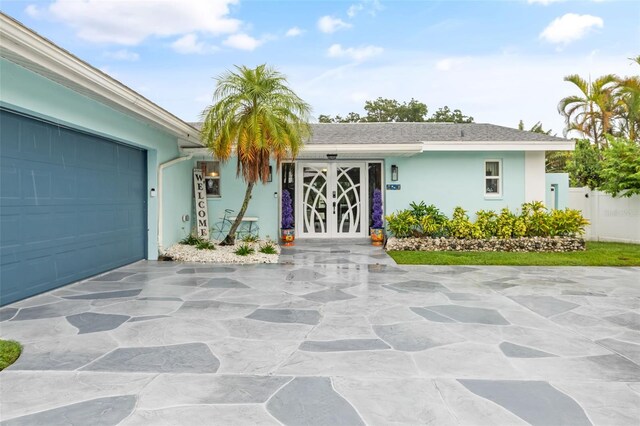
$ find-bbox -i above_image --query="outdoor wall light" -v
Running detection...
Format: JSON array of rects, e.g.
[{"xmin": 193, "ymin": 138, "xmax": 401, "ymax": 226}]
[
  {"xmin": 391, "ymin": 165, "xmax": 399, "ymax": 181},
  {"xmin": 326, "ymin": 153, "xmax": 338, "ymax": 160},
  {"xmin": 267, "ymin": 166, "xmax": 273, "ymax": 182}
]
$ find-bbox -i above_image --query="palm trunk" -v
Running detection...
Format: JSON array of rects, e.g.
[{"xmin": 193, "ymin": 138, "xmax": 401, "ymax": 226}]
[{"xmin": 221, "ymin": 182, "xmax": 255, "ymax": 246}]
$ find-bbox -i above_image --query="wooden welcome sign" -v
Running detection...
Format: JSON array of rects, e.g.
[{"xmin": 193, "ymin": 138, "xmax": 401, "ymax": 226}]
[{"xmin": 193, "ymin": 169, "xmax": 210, "ymax": 239}]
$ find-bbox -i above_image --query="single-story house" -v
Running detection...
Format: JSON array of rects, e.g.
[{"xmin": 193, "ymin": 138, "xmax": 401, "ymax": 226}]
[{"xmin": 0, "ymin": 14, "xmax": 574, "ymax": 305}]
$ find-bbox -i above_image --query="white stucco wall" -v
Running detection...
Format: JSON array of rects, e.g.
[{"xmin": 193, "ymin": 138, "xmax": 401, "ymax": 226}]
[{"xmin": 524, "ymin": 151, "xmax": 546, "ymax": 204}]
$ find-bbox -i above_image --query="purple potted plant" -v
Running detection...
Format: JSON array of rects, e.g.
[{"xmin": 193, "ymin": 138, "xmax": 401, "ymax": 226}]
[
  {"xmin": 281, "ymin": 189, "xmax": 295, "ymax": 246},
  {"xmin": 370, "ymin": 188, "xmax": 384, "ymax": 245}
]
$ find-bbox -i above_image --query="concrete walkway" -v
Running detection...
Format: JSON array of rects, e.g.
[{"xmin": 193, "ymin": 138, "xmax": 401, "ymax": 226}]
[{"xmin": 1, "ymin": 240, "xmax": 639, "ymax": 425}]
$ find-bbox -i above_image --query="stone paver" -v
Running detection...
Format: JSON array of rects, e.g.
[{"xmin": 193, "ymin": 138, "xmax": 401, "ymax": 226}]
[{"xmin": 1, "ymin": 239, "xmax": 639, "ymax": 425}]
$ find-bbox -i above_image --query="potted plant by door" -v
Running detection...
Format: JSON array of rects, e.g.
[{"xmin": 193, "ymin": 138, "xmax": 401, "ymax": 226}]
[
  {"xmin": 281, "ymin": 189, "xmax": 295, "ymax": 246},
  {"xmin": 370, "ymin": 188, "xmax": 384, "ymax": 246}
]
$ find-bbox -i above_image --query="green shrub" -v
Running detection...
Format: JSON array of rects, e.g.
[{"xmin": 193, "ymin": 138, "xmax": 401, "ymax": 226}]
[
  {"xmin": 521, "ymin": 201, "xmax": 549, "ymax": 237},
  {"xmin": 448, "ymin": 207, "xmax": 483, "ymax": 239},
  {"xmin": 548, "ymin": 208, "xmax": 590, "ymax": 236},
  {"xmin": 180, "ymin": 234, "xmax": 203, "ymax": 246},
  {"xmin": 409, "ymin": 201, "xmax": 429, "ymax": 219},
  {"xmin": 496, "ymin": 208, "xmax": 516, "ymax": 239},
  {"xmin": 386, "ymin": 210, "xmax": 418, "ymax": 238},
  {"xmin": 242, "ymin": 234, "xmax": 259, "ymax": 243},
  {"xmin": 235, "ymin": 244, "xmax": 255, "ymax": 256},
  {"xmin": 475, "ymin": 210, "xmax": 498, "ymax": 238},
  {"xmin": 513, "ymin": 217, "xmax": 527, "ymax": 238},
  {"xmin": 259, "ymin": 242, "xmax": 278, "ymax": 254},
  {"xmin": 389, "ymin": 201, "xmax": 588, "ymax": 240},
  {"xmin": 196, "ymin": 240, "xmax": 216, "ymax": 250}
]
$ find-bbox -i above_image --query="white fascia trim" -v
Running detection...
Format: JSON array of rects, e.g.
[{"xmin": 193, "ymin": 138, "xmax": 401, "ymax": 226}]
[
  {"xmin": 0, "ymin": 14, "xmax": 201, "ymax": 145},
  {"xmin": 421, "ymin": 141, "xmax": 575, "ymax": 151},
  {"xmin": 183, "ymin": 143, "xmax": 424, "ymax": 157}
]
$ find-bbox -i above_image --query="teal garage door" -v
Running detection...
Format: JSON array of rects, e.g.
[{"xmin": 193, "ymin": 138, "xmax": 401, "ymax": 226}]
[{"xmin": 0, "ymin": 109, "xmax": 147, "ymax": 305}]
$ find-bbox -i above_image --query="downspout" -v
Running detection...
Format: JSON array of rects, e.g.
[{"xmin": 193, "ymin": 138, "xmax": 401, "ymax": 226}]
[{"xmin": 158, "ymin": 153, "xmax": 193, "ymax": 252}]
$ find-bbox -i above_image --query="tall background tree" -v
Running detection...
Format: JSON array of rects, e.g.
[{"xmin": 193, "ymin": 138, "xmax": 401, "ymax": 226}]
[
  {"xmin": 201, "ymin": 64, "xmax": 311, "ymax": 245},
  {"xmin": 427, "ymin": 106, "xmax": 474, "ymax": 123},
  {"xmin": 555, "ymin": 55, "xmax": 639, "ymax": 195},
  {"xmin": 318, "ymin": 98, "xmax": 473, "ymax": 123},
  {"xmin": 558, "ymin": 74, "xmax": 619, "ymax": 149},
  {"xmin": 616, "ymin": 56, "xmax": 640, "ymax": 141}
]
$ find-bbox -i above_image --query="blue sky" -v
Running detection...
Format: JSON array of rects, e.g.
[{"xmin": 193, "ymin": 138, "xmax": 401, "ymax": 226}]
[{"xmin": 2, "ymin": 0, "xmax": 638, "ymax": 134}]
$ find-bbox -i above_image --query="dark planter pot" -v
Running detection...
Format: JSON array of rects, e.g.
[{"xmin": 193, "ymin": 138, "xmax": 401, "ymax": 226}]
[
  {"xmin": 281, "ymin": 228, "xmax": 295, "ymax": 246},
  {"xmin": 370, "ymin": 228, "xmax": 384, "ymax": 246}
]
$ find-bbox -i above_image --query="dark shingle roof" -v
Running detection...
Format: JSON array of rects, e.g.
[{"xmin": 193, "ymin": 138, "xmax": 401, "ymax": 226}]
[{"xmin": 189, "ymin": 122, "xmax": 570, "ymax": 144}]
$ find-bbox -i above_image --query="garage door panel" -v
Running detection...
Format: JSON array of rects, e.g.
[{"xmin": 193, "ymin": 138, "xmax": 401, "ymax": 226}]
[
  {"xmin": 0, "ymin": 109, "xmax": 147, "ymax": 305},
  {"xmin": 0, "ymin": 112, "xmax": 21, "ymax": 154},
  {"xmin": 0, "ymin": 160, "xmax": 20, "ymax": 200}
]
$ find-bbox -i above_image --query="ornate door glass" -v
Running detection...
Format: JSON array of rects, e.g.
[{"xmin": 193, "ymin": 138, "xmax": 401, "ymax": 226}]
[
  {"xmin": 335, "ymin": 165, "xmax": 362, "ymax": 234},
  {"xmin": 301, "ymin": 165, "xmax": 328, "ymax": 235}
]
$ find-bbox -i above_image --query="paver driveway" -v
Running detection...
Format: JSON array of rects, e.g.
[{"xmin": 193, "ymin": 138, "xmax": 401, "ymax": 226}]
[{"xmin": 1, "ymin": 240, "xmax": 639, "ymax": 425}]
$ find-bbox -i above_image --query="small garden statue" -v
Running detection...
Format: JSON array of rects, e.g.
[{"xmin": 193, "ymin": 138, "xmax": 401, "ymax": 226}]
[
  {"xmin": 370, "ymin": 188, "xmax": 384, "ymax": 245},
  {"xmin": 281, "ymin": 189, "xmax": 295, "ymax": 246}
]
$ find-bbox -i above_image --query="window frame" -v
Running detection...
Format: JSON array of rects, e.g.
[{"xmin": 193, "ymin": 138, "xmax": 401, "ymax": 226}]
[
  {"xmin": 196, "ymin": 160, "xmax": 221, "ymax": 198},
  {"xmin": 484, "ymin": 159, "xmax": 502, "ymax": 198}
]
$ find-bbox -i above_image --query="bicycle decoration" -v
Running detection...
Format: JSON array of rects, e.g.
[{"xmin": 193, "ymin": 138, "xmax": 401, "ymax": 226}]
[
  {"xmin": 281, "ymin": 189, "xmax": 295, "ymax": 246},
  {"xmin": 211, "ymin": 209, "xmax": 260, "ymax": 241},
  {"xmin": 370, "ymin": 188, "xmax": 384, "ymax": 246}
]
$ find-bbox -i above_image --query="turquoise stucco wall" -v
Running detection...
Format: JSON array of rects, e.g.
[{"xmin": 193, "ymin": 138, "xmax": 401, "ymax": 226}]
[
  {"xmin": 383, "ymin": 151, "xmax": 526, "ymax": 218},
  {"xmin": 207, "ymin": 151, "xmax": 529, "ymax": 239},
  {"xmin": 545, "ymin": 173, "xmax": 569, "ymax": 209},
  {"xmin": 190, "ymin": 155, "xmax": 280, "ymax": 240},
  {"xmin": 0, "ymin": 58, "xmax": 192, "ymax": 258}
]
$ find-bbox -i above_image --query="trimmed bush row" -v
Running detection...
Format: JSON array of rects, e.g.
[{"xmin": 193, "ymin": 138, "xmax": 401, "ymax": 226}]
[
  {"xmin": 385, "ymin": 201, "xmax": 589, "ymax": 239},
  {"xmin": 386, "ymin": 236, "xmax": 586, "ymax": 252}
]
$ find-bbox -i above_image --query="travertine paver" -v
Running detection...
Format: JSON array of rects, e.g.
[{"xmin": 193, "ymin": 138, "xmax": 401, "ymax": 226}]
[{"xmin": 0, "ymin": 239, "xmax": 639, "ymax": 425}]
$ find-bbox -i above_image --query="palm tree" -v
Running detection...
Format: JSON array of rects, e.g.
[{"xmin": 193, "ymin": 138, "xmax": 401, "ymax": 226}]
[
  {"xmin": 201, "ymin": 64, "xmax": 311, "ymax": 245},
  {"xmin": 558, "ymin": 73, "xmax": 618, "ymax": 148},
  {"xmin": 616, "ymin": 56, "xmax": 640, "ymax": 142}
]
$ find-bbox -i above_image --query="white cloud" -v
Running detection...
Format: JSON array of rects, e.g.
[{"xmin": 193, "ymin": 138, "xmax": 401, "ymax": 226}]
[
  {"xmin": 27, "ymin": 0, "xmax": 241, "ymax": 45},
  {"xmin": 327, "ymin": 44, "xmax": 383, "ymax": 62},
  {"xmin": 285, "ymin": 27, "xmax": 303, "ymax": 37},
  {"xmin": 25, "ymin": 4, "xmax": 42, "ymax": 18},
  {"xmin": 317, "ymin": 16, "xmax": 352, "ymax": 33},
  {"xmin": 103, "ymin": 49, "xmax": 140, "ymax": 61},
  {"xmin": 540, "ymin": 13, "xmax": 603, "ymax": 45},
  {"xmin": 171, "ymin": 33, "xmax": 217, "ymax": 54},
  {"xmin": 347, "ymin": 4, "xmax": 363, "ymax": 18},
  {"xmin": 347, "ymin": 0, "xmax": 383, "ymax": 18},
  {"xmin": 435, "ymin": 57, "xmax": 469, "ymax": 71},
  {"xmin": 527, "ymin": 0, "xmax": 563, "ymax": 4},
  {"xmin": 223, "ymin": 33, "xmax": 263, "ymax": 51}
]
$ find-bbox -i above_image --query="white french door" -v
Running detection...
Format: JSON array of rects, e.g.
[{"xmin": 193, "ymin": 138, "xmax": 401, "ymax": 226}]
[{"xmin": 296, "ymin": 162, "xmax": 367, "ymax": 238}]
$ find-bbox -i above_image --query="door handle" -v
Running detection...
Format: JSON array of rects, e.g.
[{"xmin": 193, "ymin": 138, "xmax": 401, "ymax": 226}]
[{"xmin": 332, "ymin": 191, "xmax": 337, "ymax": 214}]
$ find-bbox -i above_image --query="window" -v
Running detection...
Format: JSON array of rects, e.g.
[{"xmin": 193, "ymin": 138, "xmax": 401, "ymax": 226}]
[
  {"xmin": 197, "ymin": 161, "xmax": 221, "ymax": 198},
  {"xmin": 484, "ymin": 160, "xmax": 501, "ymax": 197}
]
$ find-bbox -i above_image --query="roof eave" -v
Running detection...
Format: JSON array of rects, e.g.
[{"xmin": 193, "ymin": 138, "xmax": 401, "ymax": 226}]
[{"xmin": 0, "ymin": 13, "xmax": 203, "ymax": 147}]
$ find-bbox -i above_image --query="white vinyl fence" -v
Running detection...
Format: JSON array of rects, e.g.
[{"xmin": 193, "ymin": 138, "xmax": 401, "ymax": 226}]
[{"xmin": 568, "ymin": 188, "xmax": 640, "ymax": 244}]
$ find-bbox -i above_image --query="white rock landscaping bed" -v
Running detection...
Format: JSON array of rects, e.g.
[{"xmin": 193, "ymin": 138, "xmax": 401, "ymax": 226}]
[{"xmin": 163, "ymin": 240, "xmax": 280, "ymax": 264}]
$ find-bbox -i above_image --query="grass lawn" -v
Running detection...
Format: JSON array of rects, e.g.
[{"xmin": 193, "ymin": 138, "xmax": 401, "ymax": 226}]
[
  {"xmin": 388, "ymin": 242, "xmax": 640, "ymax": 266},
  {"xmin": 0, "ymin": 340, "xmax": 22, "ymax": 371}
]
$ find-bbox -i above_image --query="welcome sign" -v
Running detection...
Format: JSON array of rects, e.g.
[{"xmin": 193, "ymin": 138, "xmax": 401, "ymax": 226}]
[{"xmin": 193, "ymin": 169, "xmax": 210, "ymax": 239}]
